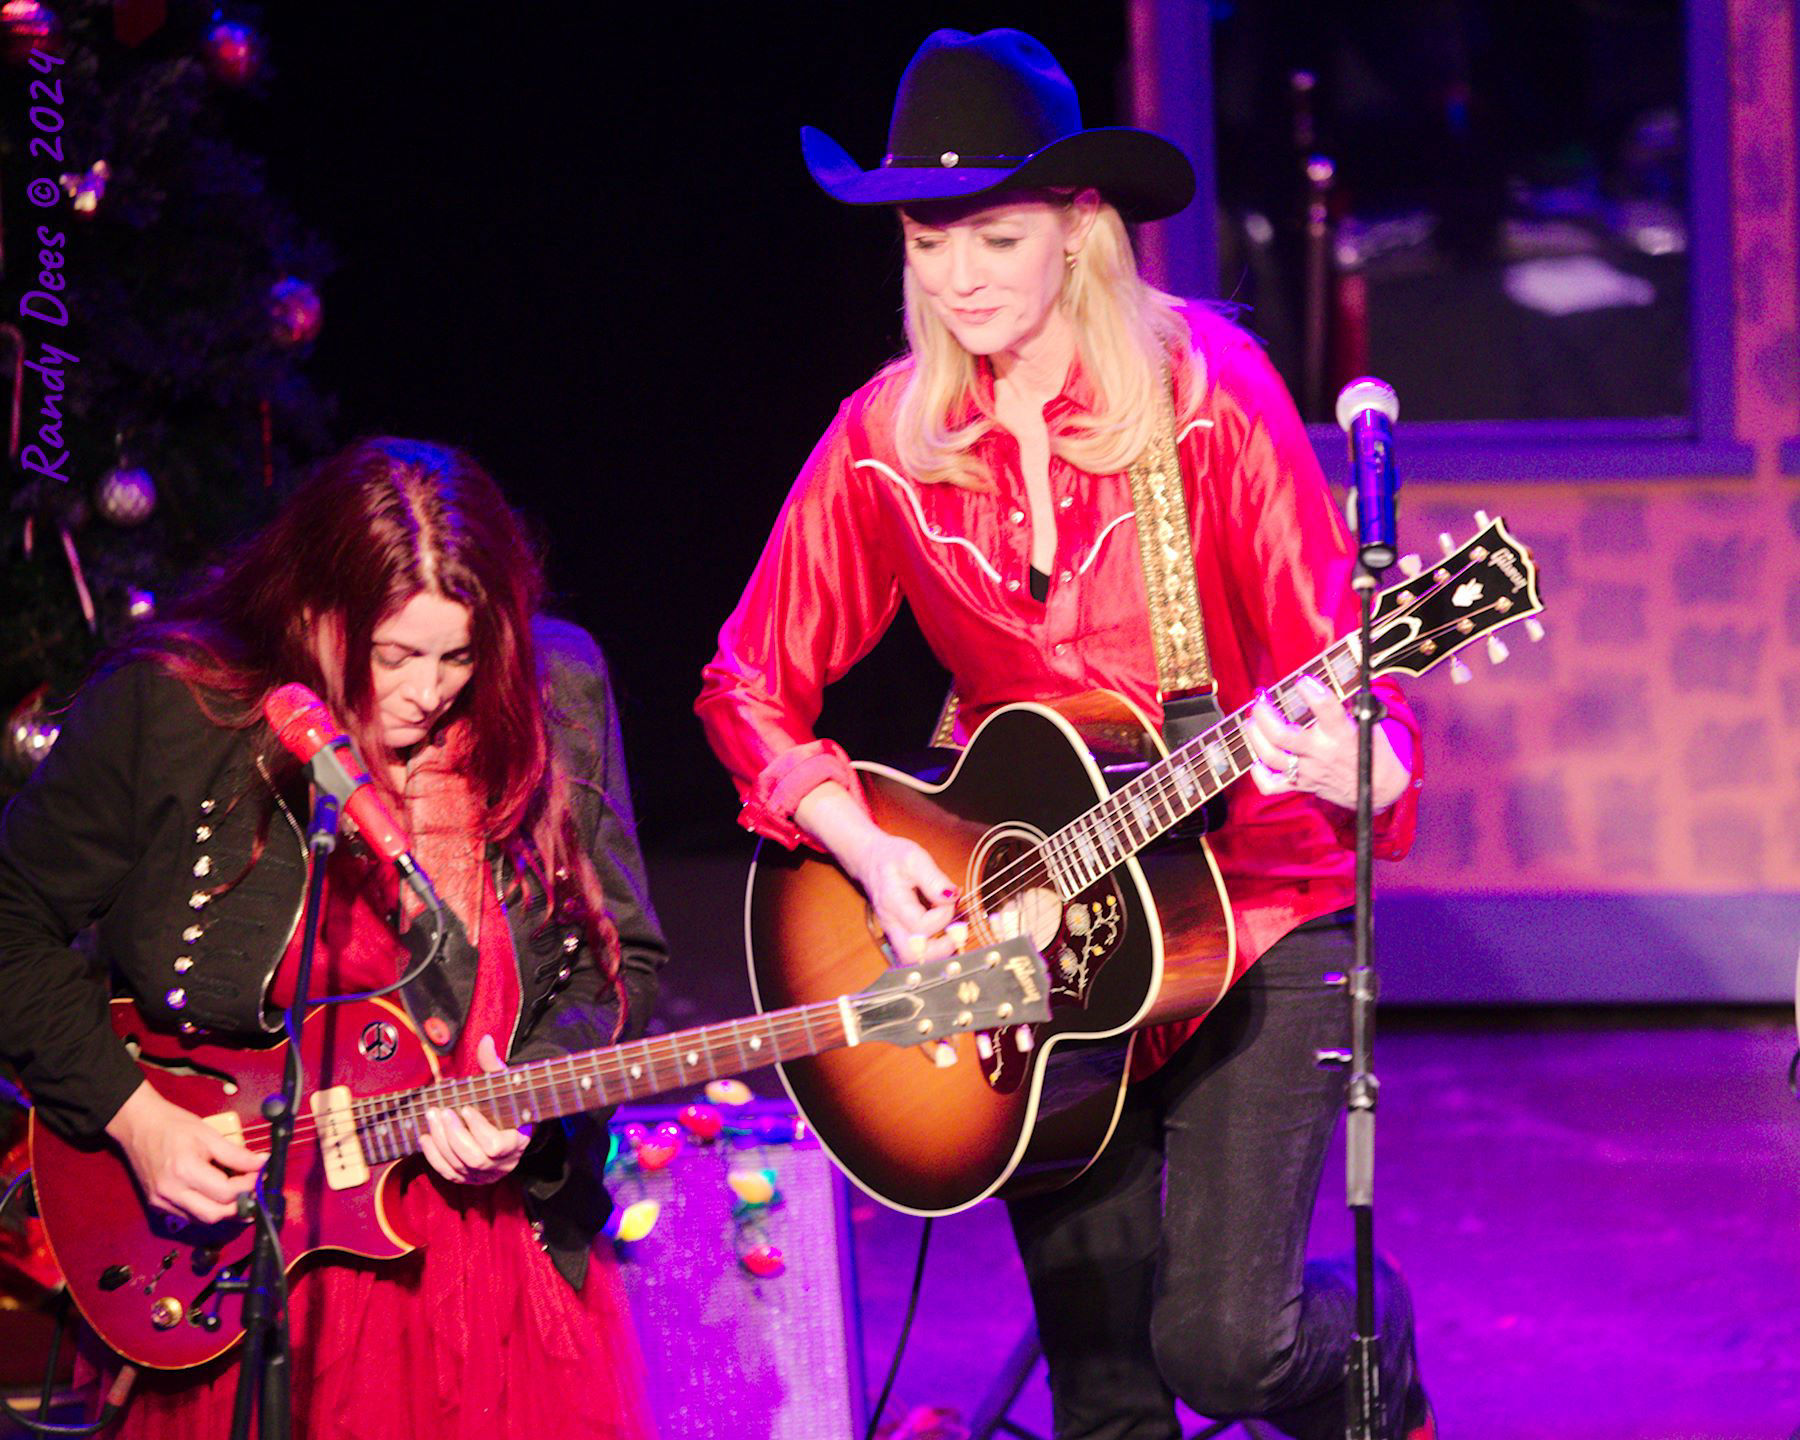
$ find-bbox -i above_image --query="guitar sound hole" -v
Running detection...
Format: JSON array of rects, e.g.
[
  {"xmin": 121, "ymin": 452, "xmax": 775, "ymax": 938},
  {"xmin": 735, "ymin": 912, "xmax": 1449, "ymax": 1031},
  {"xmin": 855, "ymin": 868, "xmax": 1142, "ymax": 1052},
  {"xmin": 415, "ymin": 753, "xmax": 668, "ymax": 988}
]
[{"xmin": 968, "ymin": 826, "xmax": 1061, "ymax": 950}]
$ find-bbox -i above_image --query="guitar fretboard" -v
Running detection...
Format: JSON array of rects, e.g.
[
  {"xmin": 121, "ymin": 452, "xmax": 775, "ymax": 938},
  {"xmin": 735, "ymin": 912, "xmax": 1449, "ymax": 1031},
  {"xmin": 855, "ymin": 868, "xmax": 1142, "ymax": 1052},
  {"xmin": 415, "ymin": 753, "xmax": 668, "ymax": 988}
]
[
  {"xmin": 1038, "ymin": 638, "xmax": 1363, "ymax": 895},
  {"xmin": 351, "ymin": 1002, "xmax": 848, "ymax": 1165}
]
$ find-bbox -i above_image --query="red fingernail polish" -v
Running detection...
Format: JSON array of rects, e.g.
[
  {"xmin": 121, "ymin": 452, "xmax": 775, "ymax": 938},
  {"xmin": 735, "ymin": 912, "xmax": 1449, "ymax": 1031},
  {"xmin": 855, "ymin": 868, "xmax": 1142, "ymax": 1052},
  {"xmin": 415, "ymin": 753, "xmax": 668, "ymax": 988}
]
[{"xmin": 942, "ymin": 887, "xmax": 956, "ymax": 899}]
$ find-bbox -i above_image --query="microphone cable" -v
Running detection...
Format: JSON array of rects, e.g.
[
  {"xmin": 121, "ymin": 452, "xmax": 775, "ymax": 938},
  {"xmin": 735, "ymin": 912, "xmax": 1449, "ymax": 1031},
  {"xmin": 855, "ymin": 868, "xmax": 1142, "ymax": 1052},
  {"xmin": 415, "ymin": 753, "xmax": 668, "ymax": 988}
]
[{"xmin": 862, "ymin": 1217, "xmax": 933, "ymax": 1440}]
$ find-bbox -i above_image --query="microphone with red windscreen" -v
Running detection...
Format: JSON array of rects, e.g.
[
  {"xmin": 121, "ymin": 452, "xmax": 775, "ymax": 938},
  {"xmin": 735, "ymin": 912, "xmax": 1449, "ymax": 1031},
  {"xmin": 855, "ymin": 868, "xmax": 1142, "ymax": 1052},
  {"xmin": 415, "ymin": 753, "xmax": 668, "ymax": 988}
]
[{"xmin": 262, "ymin": 683, "xmax": 443, "ymax": 914}]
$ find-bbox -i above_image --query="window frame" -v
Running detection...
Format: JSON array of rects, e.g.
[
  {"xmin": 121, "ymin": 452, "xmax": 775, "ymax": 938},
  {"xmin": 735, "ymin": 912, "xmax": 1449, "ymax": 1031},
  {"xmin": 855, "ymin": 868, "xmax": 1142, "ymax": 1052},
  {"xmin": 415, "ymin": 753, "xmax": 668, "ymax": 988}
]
[{"xmin": 1137, "ymin": 0, "xmax": 1754, "ymax": 482}]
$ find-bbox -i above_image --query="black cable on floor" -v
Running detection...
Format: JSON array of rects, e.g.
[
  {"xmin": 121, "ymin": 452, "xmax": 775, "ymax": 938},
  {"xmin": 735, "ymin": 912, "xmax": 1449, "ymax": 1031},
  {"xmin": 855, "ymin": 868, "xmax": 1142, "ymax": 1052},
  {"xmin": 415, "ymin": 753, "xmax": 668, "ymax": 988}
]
[{"xmin": 863, "ymin": 1216, "xmax": 933, "ymax": 1440}]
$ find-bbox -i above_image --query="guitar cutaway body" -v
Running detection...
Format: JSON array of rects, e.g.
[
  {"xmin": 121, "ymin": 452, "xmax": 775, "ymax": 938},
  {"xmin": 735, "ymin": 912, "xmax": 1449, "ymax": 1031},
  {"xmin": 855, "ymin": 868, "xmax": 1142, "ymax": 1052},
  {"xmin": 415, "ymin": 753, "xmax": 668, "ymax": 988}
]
[
  {"xmin": 30, "ymin": 997, "xmax": 434, "ymax": 1370},
  {"xmin": 747, "ymin": 694, "xmax": 1235, "ymax": 1215}
]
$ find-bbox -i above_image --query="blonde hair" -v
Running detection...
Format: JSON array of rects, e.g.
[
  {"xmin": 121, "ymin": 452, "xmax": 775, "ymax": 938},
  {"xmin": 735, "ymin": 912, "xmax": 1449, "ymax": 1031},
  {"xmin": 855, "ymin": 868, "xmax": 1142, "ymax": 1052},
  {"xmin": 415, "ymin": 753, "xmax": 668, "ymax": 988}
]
[{"xmin": 891, "ymin": 201, "xmax": 1203, "ymax": 489}]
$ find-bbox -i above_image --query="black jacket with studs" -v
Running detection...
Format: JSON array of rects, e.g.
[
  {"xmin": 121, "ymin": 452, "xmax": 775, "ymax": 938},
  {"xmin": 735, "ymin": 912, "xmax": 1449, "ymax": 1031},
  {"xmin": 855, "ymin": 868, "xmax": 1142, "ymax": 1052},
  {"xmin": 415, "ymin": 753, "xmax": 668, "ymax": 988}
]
[{"xmin": 0, "ymin": 617, "xmax": 667, "ymax": 1288}]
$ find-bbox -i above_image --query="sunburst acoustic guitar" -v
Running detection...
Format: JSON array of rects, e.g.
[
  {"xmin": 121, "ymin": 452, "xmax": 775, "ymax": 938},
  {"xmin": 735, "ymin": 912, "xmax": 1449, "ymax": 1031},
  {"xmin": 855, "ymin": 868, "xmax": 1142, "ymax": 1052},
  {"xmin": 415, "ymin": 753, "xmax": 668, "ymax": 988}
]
[{"xmin": 747, "ymin": 516, "xmax": 1545, "ymax": 1216}]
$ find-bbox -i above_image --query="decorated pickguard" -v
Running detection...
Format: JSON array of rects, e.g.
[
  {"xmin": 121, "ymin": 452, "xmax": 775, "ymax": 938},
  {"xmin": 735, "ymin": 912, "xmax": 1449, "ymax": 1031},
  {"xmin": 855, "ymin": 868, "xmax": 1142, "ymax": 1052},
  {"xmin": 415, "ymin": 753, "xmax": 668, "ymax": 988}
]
[{"xmin": 965, "ymin": 824, "xmax": 1127, "ymax": 1094}]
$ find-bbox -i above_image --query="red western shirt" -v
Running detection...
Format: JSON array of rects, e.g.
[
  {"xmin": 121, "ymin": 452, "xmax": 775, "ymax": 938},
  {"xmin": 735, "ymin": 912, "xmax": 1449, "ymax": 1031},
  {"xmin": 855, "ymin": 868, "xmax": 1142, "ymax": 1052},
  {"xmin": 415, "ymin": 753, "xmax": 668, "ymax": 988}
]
[{"xmin": 697, "ymin": 303, "xmax": 1422, "ymax": 1075}]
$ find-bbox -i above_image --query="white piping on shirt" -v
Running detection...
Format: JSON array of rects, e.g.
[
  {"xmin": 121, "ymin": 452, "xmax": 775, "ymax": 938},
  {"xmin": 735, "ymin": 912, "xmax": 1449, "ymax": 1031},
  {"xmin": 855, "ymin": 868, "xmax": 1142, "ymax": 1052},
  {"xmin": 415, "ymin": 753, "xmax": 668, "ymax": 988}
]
[
  {"xmin": 854, "ymin": 458, "xmax": 1004, "ymax": 583},
  {"xmin": 1077, "ymin": 510, "xmax": 1138, "ymax": 576},
  {"xmin": 1072, "ymin": 420, "xmax": 1211, "ymax": 578}
]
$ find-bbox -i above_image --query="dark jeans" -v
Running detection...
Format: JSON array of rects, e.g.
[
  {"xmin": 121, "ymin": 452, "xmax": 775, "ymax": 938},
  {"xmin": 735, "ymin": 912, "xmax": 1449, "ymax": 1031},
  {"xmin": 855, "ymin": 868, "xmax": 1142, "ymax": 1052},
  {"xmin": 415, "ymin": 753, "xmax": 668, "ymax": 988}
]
[{"xmin": 1007, "ymin": 912, "xmax": 1422, "ymax": 1440}]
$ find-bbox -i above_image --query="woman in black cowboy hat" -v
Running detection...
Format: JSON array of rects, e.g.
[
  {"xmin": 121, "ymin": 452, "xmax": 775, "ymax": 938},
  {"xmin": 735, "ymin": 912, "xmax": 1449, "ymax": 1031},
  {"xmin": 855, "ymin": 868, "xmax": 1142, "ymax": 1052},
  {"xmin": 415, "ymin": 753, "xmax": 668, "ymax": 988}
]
[{"xmin": 699, "ymin": 28, "xmax": 1433, "ymax": 1440}]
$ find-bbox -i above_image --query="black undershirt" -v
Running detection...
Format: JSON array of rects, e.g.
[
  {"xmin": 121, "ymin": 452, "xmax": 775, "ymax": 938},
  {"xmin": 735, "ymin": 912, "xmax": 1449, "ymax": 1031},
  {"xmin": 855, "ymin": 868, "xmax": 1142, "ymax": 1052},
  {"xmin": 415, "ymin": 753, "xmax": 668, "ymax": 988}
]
[{"xmin": 1029, "ymin": 566, "xmax": 1050, "ymax": 603}]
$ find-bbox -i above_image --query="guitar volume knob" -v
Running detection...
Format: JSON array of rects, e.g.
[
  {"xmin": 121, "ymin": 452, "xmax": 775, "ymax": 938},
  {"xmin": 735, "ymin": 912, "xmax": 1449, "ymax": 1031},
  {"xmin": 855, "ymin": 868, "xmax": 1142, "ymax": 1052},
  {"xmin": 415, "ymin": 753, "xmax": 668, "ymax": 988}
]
[{"xmin": 149, "ymin": 1296, "xmax": 184, "ymax": 1330}]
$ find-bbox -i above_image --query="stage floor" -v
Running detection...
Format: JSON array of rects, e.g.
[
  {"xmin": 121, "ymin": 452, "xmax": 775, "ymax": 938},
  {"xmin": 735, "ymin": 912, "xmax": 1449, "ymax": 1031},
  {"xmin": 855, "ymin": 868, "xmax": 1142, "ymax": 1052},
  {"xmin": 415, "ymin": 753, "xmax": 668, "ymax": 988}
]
[{"xmin": 848, "ymin": 1013, "xmax": 1800, "ymax": 1440}]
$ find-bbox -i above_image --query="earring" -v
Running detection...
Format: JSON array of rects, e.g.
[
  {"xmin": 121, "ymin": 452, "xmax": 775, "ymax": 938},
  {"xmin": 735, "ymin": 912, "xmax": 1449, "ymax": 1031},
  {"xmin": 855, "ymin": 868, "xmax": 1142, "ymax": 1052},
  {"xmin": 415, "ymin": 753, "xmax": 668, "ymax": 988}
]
[{"xmin": 1064, "ymin": 251, "xmax": 1078, "ymax": 268}]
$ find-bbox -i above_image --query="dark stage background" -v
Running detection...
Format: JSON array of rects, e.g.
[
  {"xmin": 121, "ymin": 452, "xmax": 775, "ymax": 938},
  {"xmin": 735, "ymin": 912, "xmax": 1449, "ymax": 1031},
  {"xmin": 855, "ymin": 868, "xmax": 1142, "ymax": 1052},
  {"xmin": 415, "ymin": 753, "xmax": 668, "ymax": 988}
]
[{"xmin": 250, "ymin": 5, "xmax": 1128, "ymax": 850}]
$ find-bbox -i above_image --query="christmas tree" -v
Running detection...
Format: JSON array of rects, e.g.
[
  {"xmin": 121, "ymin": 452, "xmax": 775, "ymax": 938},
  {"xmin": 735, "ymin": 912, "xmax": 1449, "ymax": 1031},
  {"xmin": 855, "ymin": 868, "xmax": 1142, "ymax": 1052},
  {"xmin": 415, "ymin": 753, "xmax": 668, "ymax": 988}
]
[
  {"xmin": 0, "ymin": 2, "xmax": 334, "ymax": 1287},
  {"xmin": 0, "ymin": 0, "xmax": 333, "ymax": 795}
]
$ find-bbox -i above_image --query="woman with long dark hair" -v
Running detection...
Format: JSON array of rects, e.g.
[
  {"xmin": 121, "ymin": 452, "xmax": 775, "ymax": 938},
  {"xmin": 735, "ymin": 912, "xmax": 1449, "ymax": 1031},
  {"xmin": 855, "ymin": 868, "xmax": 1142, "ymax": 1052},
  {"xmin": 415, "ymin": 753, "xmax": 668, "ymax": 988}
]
[
  {"xmin": 0, "ymin": 437, "xmax": 664, "ymax": 1438},
  {"xmin": 699, "ymin": 29, "xmax": 1433, "ymax": 1440}
]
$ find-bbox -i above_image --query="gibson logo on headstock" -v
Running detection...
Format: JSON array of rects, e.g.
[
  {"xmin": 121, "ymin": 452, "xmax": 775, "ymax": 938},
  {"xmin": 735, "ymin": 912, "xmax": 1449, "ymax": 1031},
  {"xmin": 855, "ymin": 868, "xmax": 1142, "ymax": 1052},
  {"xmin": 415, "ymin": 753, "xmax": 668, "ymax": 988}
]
[
  {"xmin": 1004, "ymin": 953, "xmax": 1043, "ymax": 1005},
  {"xmin": 1488, "ymin": 547, "xmax": 1528, "ymax": 593}
]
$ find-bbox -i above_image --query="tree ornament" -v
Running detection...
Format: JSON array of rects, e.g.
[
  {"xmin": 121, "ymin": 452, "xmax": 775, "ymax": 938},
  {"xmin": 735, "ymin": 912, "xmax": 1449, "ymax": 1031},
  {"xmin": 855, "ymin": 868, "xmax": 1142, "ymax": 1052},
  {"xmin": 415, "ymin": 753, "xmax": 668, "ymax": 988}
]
[
  {"xmin": 0, "ymin": 0, "xmax": 60, "ymax": 66},
  {"xmin": 95, "ymin": 465, "xmax": 157, "ymax": 526},
  {"xmin": 202, "ymin": 18, "xmax": 260, "ymax": 87},
  {"xmin": 727, "ymin": 1167, "xmax": 777, "ymax": 1207},
  {"xmin": 3, "ymin": 687, "xmax": 61, "ymax": 777},
  {"xmin": 57, "ymin": 527, "xmax": 97, "ymax": 632},
  {"xmin": 677, "ymin": 1103, "xmax": 724, "ymax": 1141},
  {"xmin": 620, "ymin": 1120, "xmax": 648, "ymax": 1153},
  {"xmin": 269, "ymin": 276, "xmax": 322, "ymax": 347},
  {"xmin": 747, "ymin": 1111, "xmax": 804, "ymax": 1145},
  {"xmin": 59, "ymin": 160, "xmax": 111, "ymax": 217},
  {"xmin": 609, "ymin": 1199, "xmax": 661, "ymax": 1245},
  {"xmin": 634, "ymin": 1129, "xmax": 681, "ymax": 1172},
  {"xmin": 704, "ymin": 1079, "xmax": 753, "ymax": 1108},
  {"xmin": 740, "ymin": 1243, "xmax": 785, "ymax": 1279}
]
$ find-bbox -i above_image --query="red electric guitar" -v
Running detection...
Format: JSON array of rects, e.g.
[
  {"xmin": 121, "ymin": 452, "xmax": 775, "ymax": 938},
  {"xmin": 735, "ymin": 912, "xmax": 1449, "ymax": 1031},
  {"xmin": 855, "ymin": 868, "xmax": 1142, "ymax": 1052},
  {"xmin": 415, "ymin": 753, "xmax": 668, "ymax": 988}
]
[
  {"xmin": 747, "ymin": 517, "xmax": 1545, "ymax": 1215},
  {"xmin": 28, "ymin": 937, "xmax": 1050, "ymax": 1369}
]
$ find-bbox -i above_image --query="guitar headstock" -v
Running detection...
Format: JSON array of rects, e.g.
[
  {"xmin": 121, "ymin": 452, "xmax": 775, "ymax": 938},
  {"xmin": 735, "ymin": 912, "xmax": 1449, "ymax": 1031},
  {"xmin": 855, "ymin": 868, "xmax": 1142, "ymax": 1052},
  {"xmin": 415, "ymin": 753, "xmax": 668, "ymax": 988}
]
[
  {"xmin": 1368, "ymin": 514, "xmax": 1545, "ymax": 681},
  {"xmin": 852, "ymin": 935, "xmax": 1053, "ymax": 1047}
]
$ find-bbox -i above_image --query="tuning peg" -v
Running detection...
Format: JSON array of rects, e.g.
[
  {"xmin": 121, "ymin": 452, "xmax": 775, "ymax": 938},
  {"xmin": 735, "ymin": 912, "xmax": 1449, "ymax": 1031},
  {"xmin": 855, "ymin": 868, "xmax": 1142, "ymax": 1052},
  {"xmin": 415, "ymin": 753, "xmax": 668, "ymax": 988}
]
[
  {"xmin": 1486, "ymin": 635, "xmax": 1509, "ymax": 665},
  {"xmin": 1397, "ymin": 553, "xmax": 1421, "ymax": 578},
  {"xmin": 1438, "ymin": 532, "xmax": 1455, "ymax": 556},
  {"xmin": 1525, "ymin": 618, "xmax": 1545, "ymax": 642},
  {"xmin": 1014, "ymin": 1024, "xmax": 1035, "ymax": 1053},
  {"xmin": 925, "ymin": 1039, "xmax": 958, "ymax": 1068},
  {"xmin": 1474, "ymin": 509, "xmax": 1491, "ymax": 527},
  {"xmin": 1450, "ymin": 657, "xmax": 1473, "ymax": 684}
]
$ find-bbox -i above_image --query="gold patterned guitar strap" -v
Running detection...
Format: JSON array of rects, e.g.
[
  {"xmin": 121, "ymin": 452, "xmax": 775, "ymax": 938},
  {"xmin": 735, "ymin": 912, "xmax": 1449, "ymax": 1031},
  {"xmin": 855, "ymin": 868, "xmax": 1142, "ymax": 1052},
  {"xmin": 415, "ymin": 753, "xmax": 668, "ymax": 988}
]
[
  {"xmin": 1125, "ymin": 369, "xmax": 1213, "ymax": 699},
  {"xmin": 929, "ymin": 374, "xmax": 1212, "ymax": 749}
]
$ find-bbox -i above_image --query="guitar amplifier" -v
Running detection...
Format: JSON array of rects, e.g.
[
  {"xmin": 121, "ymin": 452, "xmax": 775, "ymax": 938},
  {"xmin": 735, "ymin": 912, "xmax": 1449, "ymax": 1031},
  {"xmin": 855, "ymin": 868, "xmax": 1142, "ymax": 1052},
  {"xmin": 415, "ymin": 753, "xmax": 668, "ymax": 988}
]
[{"xmin": 609, "ymin": 1104, "xmax": 866, "ymax": 1440}]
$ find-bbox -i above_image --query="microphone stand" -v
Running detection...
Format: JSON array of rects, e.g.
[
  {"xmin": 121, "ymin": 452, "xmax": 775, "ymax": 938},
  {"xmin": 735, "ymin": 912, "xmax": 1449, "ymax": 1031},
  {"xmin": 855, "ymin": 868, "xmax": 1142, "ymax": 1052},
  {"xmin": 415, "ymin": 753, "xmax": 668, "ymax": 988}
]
[
  {"xmin": 1344, "ymin": 554, "xmax": 1386, "ymax": 1440},
  {"xmin": 228, "ymin": 793, "xmax": 338, "ymax": 1440},
  {"xmin": 1336, "ymin": 378, "xmax": 1400, "ymax": 1440}
]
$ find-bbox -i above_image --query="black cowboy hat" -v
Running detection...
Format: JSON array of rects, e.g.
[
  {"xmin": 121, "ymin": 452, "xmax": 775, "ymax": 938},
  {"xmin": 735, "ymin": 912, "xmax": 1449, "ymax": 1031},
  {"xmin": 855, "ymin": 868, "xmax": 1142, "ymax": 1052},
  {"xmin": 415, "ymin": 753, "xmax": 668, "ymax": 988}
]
[{"xmin": 802, "ymin": 28, "xmax": 1196, "ymax": 222}]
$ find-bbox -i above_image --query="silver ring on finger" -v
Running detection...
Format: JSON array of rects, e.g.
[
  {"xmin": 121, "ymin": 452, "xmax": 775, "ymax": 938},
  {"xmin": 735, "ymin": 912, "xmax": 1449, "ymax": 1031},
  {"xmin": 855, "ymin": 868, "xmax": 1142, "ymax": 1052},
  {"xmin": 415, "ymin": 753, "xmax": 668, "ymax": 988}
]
[{"xmin": 1282, "ymin": 753, "xmax": 1301, "ymax": 787}]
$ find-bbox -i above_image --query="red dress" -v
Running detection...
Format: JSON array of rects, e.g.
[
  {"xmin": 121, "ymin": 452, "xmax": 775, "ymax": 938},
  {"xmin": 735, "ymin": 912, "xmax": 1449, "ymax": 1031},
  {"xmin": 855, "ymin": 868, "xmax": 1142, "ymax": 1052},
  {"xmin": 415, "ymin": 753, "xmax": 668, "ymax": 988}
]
[{"xmin": 91, "ymin": 806, "xmax": 658, "ymax": 1439}]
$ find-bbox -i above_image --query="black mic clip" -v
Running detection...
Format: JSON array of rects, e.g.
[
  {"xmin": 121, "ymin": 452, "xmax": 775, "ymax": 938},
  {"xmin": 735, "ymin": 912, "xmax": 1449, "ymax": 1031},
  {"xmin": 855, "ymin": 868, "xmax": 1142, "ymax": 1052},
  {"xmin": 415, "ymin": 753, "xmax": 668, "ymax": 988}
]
[{"xmin": 305, "ymin": 793, "xmax": 341, "ymax": 855}]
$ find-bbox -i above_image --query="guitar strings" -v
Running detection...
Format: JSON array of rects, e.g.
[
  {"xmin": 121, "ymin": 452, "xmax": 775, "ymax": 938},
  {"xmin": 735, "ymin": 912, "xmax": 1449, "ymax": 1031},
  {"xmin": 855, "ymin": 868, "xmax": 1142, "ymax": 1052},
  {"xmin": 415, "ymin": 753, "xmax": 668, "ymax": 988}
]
[
  {"xmin": 218, "ymin": 1006, "xmax": 854, "ymax": 1153},
  {"xmin": 942, "ymin": 557, "xmax": 1505, "ymax": 931},
  {"xmin": 212, "ymin": 558, "xmax": 1517, "ymax": 1166}
]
